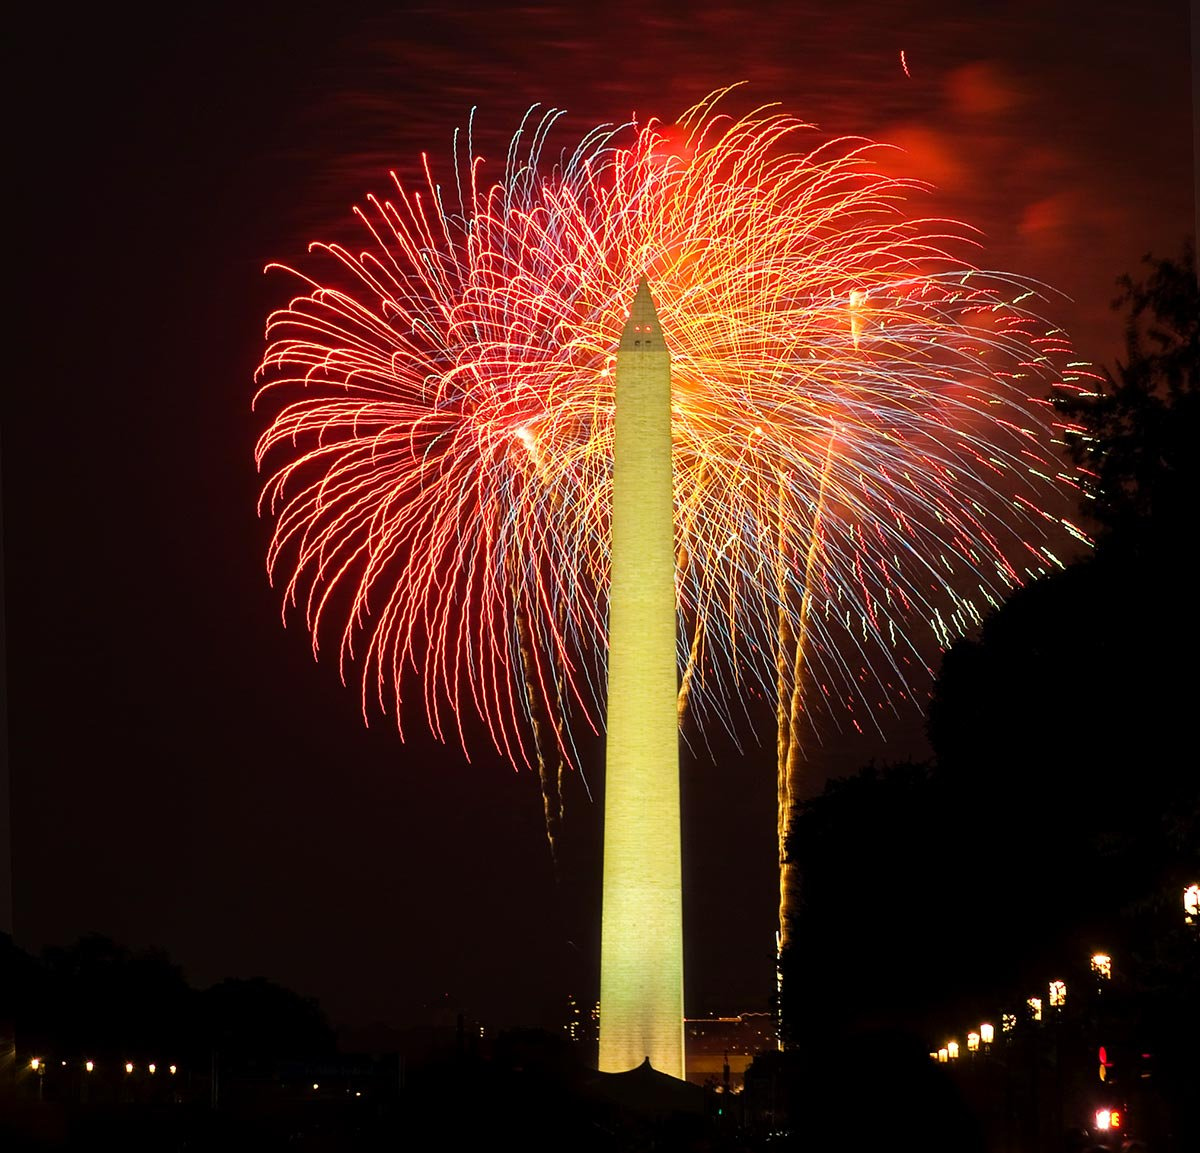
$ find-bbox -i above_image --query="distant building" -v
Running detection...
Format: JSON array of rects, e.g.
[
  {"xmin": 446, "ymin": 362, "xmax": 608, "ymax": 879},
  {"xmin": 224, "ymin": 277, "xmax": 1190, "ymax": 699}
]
[{"xmin": 684, "ymin": 1012, "xmax": 775, "ymax": 1088}]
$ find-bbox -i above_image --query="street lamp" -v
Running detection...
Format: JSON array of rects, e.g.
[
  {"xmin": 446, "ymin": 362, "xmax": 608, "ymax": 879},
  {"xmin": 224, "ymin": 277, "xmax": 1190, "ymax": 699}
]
[
  {"xmin": 29, "ymin": 1057, "xmax": 45, "ymax": 1103},
  {"xmin": 1184, "ymin": 883, "xmax": 1199, "ymax": 925},
  {"xmin": 85, "ymin": 1060, "xmax": 94, "ymax": 1073},
  {"xmin": 967, "ymin": 1032, "xmax": 980, "ymax": 1053},
  {"xmin": 947, "ymin": 1040, "xmax": 960, "ymax": 1060},
  {"xmin": 980, "ymin": 1022, "xmax": 995, "ymax": 1046},
  {"xmin": 1049, "ymin": 980, "xmax": 1066, "ymax": 1008},
  {"xmin": 125, "ymin": 1062, "xmax": 134, "ymax": 1074},
  {"xmin": 1091, "ymin": 953, "xmax": 1112, "ymax": 981},
  {"xmin": 937, "ymin": 1047, "xmax": 948, "ymax": 1063},
  {"xmin": 1027, "ymin": 996, "xmax": 1043, "ymax": 1022}
]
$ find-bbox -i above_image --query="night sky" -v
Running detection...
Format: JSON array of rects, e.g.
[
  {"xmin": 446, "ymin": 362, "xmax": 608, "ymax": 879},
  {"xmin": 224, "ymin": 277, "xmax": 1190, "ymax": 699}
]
[{"xmin": 6, "ymin": 1, "xmax": 1194, "ymax": 1037}]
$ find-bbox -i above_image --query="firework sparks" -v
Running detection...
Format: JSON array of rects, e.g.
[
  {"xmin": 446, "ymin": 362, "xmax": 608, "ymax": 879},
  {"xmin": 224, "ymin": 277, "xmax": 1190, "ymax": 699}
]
[{"xmin": 254, "ymin": 89, "xmax": 1089, "ymax": 774}]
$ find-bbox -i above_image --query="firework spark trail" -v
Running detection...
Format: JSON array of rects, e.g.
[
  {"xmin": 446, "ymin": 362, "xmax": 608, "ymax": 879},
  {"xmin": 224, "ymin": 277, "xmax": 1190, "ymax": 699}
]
[
  {"xmin": 776, "ymin": 432, "xmax": 836, "ymax": 957},
  {"xmin": 255, "ymin": 89, "xmax": 1093, "ymax": 778}
]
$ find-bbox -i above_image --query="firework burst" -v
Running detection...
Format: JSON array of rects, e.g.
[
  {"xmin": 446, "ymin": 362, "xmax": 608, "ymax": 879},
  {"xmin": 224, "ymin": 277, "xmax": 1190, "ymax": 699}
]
[{"xmin": 254, "ymin": 88, "xmax": 1089, "ymax": 777}]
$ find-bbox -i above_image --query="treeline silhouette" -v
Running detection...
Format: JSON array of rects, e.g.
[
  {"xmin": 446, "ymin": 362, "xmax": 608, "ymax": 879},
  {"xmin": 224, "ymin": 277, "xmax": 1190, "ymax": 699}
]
[
  {"xmin": 774, "ymin": 243, "xmax": 1198, "ymax": 1149},
  {"xmin": 1, "ymin": 931, "xmax": 334, "ymax": 1065}
]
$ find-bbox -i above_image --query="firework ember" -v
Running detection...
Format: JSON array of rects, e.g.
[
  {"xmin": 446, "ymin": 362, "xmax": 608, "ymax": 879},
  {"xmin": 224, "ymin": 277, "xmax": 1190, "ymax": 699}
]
[{"xmin": 254, "ymin": 88, "xmax": 1090, "ymax": 773}]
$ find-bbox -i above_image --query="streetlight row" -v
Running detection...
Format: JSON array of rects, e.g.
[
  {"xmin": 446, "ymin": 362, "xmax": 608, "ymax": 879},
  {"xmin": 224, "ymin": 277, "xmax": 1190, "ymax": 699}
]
[
  {"xmin": 931, "ymin": 949, "xmax": 1116, "ymax": 1063},
  {"xmin": 28, "ymin": 1058, "xmax": 178, "ymax": 1075}
]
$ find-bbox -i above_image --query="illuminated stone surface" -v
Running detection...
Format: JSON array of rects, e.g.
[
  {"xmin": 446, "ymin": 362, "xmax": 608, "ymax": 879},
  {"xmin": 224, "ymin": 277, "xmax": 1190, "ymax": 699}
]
[{"xmin": 598, "ymin": 279, "xmax": 684, "ymax": 1077}]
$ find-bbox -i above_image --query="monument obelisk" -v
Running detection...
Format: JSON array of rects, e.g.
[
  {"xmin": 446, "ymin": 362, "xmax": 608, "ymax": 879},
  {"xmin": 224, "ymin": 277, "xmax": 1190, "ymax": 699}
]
[{"xmin": 598, "ymin": 278, "xmax": 684, "ymax": 1077}]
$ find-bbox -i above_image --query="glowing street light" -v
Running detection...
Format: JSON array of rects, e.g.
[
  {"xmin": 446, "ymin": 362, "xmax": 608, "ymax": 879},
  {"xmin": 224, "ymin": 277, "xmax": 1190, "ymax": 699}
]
[
  {"xmin": 946, "ymin": 1040, "xmax": 960, "ymax": 1060},
  {"xmin": 967, "ymin": 1032, "xmax": 980, "ymax": 1052},
  {"xmin": 980, "ymin": 1022, "xmax": 995, "ymax": 1045},
  {"xmin": 148, "ymin": 1064, "xmax": 156, "ymax": 1075},
  {"xmin": 1002, "ymin": 1013, "xmax": 1016, "ymax": 1034},
  {"xmin": 937, "ymin": 1048, "xmax": 948, "ymax": 1063},
  {"xmin": 125, "ymin": 1062, "xmax": 134, "ymax": 1075},
  {"xmin": 169, "ymin": 1065, "xmax": 177, "ymax": 1075},
  {"xmin": 1091, "ymin": 953, "xmax": 1112, "ymax": 981},
  {"xmin": 1027, "ymin": 996, "xmax": 1043, "ymax": 1022},
  {"xmin": 85, "ymin": 1061, "xmax": 94, "ymax": 1073},
  {"xmin": 1049, "ymin": 979, "xmax": 1067, "ymax": 1008},
  {"xmin": 1184, "ymin": 883, "xmax": 1199, "ymax": 925},
  {"xmin": 29, "ymin": 1057, "xmax": 45, "ymax": 1102}
]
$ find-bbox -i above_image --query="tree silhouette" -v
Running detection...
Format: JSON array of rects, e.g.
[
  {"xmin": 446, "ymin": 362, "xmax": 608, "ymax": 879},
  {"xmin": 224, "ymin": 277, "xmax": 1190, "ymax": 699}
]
[
  {"xmin": 202, "ymin": 976, "xmax": 334, "ymax": 1060},
  {"xmin": 1056, "ymin": 240, "xmax": 1198, "ymax": 539},
  {"xmin": 2, "ymin": 934, "xmax": 335, "ymax": 1064},
  {"xmin": 782, "ymin": 241, "xmax": 1200, "ymax": 1048}
]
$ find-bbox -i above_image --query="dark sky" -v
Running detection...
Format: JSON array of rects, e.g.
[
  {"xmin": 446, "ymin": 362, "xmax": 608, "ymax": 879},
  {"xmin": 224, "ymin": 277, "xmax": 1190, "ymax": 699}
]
[{"xmin": 5, "ymin": 1, "xmax": 1194, "ymax": 1037}]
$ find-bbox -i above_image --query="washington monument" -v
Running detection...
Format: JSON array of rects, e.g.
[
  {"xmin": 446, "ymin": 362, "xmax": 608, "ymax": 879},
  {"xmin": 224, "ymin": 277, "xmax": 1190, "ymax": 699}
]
[{"xmin": 598, "ymin": 278, "xmax": 684, "ymax": 1077}]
